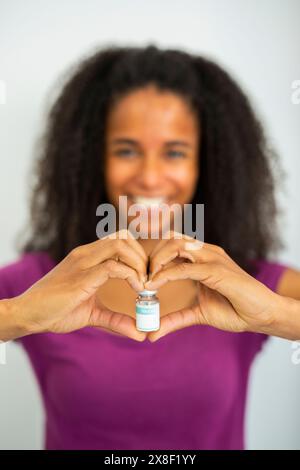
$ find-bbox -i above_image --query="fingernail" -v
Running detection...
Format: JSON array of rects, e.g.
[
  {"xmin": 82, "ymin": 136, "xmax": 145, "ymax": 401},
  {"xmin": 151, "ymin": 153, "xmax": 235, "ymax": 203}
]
[
  {"xmin": 149, "ymin": 269, "xmax": 158, "ymax": 280},
  {"xmin": 136, "ymin": 285, "xmax": 143, "ymax": 293}
]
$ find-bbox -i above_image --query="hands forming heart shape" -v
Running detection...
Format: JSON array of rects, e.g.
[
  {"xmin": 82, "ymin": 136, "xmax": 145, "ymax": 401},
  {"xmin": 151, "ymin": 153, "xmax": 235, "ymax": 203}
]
[
  {"xmin": 8, "ymin": 229, "xmax": 280, "ymax": 344},
  {"xmin": 144, "ymin": 232, "xmax": 279, "ymax": 341}
]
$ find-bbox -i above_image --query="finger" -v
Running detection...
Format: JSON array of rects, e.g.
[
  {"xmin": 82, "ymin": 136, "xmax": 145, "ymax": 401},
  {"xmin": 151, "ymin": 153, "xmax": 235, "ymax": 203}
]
[
  {"xmin": 90, "ymin": 307, "xmax": 147, "ymax": 342},
  {"xmin": 145, "ymin": 261, "xmax": 229, "ymax": 293},
  {"xmin": 147, "ymin": 305, "xmax": 202, "ymax": 342},
  {"xmin": 184, "ymin": 242, "xmax": 242, "ymax": 274},
  {"xmin": 191, "ymin": 242, "xmax": 242, "ymax": 272},
  {"xmin": 106, "ymin": 260, "xmax": 145, "ymax": 291},
  {"xmin": 106, "ymin": 229, "xmax": 148, "ymax": 264},
  {"xmin": 76, "ymin": 260, "xmax": 145, "ymax": 303},
  {"xmin": 107, "ymin": 241, "xmax": 147, "ymax": 283},
  {"xmin": 151, "ymin": 231, "xmax": 228, "ymax": 264},
  {"xmin": 152, "ymin": 240, "xmax": 239, "ymax": 277},
  {"xmin": 149, "ymin": 238, "xmax": 169, "ymax": 259},
  {"xmin": 159, "ymin": 232, "xmax": 237, "ymax": 267},
  {"xmin": 70, "ymin": 237, "xmax": 147, "ymax": 282},
  {"xmin": 149, "ymin": 232, "xmax": 238, "ymax": 281},
  {"xmin": 149, "ymin": 230, "xmax": 206, "ymax": 277},
  {"xmin": 146, "ymin": 260, "xmax": 254, "ymax": 309},
  {"xmin": 149, "ymin": 236, "xmax": 199, "ymax": 277},
  {"xmin": 124, "ymin": 230, "xmax": 148, "ymax": 264},
  {"xmin": 149, "ymin": 230, "xmax": 193, "ymax": 259}
]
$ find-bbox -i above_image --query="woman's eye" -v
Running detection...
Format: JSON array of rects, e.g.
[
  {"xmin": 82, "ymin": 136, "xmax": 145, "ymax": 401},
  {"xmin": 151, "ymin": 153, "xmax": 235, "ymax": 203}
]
[
  {"xmin": 114, "ymin": 148, "xmax": 137, "ymax": 157},
  {"xmin": 166, "ymin": 150, "xmax": 186, "ymax": 159}
]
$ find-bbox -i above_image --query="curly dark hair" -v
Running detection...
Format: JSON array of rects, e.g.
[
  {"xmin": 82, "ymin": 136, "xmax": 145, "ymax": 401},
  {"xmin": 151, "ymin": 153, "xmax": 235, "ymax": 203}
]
[{"xmin": 16, "ymin": 44, "xmax": 285, "ymax": 273}]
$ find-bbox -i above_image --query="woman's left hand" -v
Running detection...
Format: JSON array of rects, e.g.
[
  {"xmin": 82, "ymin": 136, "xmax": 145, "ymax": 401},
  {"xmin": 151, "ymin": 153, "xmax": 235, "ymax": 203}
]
[{"xmin": 145, "ymin": 231, "xmax": 280, "ymax": 342}]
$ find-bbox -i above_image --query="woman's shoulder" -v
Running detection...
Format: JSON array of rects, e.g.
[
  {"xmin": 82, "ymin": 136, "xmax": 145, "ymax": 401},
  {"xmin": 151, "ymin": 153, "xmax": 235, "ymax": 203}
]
[
  {"xmin": 248, "ymin": 258, "xmax": 289, "ymax": 293},
  {"xmin": 0, "ymin": 251, "xmax": 57, "ymax": 299}
]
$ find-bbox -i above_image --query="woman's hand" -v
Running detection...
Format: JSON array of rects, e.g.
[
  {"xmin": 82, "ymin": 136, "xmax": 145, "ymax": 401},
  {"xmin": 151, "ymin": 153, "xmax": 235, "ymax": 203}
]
[
  {"xmin": 145, "ymin": 231, "xmax": 281, "ymax": 342},
  {"xmin": 5, "ymin": 230, "xmax": 148, "ymax": 342}
]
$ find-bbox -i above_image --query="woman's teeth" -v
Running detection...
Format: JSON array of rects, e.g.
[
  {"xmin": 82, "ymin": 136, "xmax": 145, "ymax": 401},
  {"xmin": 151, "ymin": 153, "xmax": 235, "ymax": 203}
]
[{"xmin": 131, "ymin": 196, "xmax": 166, "ymax": 207}]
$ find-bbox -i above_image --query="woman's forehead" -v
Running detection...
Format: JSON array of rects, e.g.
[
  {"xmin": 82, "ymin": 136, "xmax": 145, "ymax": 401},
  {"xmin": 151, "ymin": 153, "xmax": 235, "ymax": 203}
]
[{"xmin": 106, "ymin": 87, "xmax": 199, "ymax": 142}]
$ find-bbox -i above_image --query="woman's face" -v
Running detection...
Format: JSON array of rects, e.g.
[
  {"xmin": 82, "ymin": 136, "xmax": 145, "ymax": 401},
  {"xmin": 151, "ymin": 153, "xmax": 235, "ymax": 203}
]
[{"xmin": 104, "ymin": 85, "xmax": 200, "ymax": 237}]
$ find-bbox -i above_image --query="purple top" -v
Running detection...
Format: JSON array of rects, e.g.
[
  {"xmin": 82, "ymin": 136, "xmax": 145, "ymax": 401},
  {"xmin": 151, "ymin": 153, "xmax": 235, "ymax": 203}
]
[{"xmin": 0, "ymin": 251, "xmax": 288, "ymax": 450}]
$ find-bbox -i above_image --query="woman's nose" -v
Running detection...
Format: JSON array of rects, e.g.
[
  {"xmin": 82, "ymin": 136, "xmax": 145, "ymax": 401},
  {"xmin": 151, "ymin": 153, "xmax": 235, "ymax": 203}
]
[{"xmin": 138, "ymin": 156, "xmax": 163, "ymax": 188}]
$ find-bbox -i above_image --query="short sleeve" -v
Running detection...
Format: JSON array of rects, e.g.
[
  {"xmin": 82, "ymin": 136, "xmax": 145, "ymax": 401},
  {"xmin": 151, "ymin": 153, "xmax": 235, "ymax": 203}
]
[
  {"xmin": 0, "ymin": 251, "xmax": 56, "ymax": 299},
  {"xmin": 0, "ymin": 256, "xmax": 27, "ymax": 300},
  {"xmin": 250, "ymin": 258, "xmax": 289, "ymax": 293},
  {"xmin": 0, "ymin": 255, "xmax": 29, "ymax": 344},
  {"xmin": 248, "ymin": 258, "xmax": 290, "ymax": 352},
  {"xmin": 0, "ymin": 252, "xmax": 56, "ymax": 343}
]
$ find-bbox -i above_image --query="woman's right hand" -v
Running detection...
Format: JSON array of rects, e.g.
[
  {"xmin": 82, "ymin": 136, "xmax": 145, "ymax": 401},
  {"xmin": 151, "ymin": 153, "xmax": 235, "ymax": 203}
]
[{"xmin": 6, "ymin": 230, "xmax": 148, "ymax": 341}]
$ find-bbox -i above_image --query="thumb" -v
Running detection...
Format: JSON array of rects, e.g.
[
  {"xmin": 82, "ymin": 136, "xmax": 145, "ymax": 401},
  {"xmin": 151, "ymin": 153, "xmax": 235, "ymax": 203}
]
[
  {"xmin": 89, "ymin": 304, "xmax": 147, "ymax": 342},
  {"xmin": 147, "ymin": 304, "xmax": 204, "ymax": 342}
]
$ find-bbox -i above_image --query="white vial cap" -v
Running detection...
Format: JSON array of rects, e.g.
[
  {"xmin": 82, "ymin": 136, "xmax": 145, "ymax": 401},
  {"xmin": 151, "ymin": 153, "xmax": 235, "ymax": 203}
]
[{"xmin": 138, "ymin": 289, "xmax": 157, "ymax": 296}]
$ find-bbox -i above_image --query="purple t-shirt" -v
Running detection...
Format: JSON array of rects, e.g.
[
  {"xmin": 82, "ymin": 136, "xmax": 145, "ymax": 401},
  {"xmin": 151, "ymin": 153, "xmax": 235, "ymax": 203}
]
[{"xmin": 0, "ymin": 251, "xmax": 288, "ymax": 450}]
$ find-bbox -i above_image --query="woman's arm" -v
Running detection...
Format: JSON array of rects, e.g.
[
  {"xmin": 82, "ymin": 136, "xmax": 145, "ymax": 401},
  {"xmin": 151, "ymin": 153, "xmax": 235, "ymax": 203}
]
[
  {"xmin": 262, "ymin": 294, "xmax": 300, "ymax": 340},
  {"xmin": 0, "ymin": 298, "xmax": 30, "ymax": 342},
  {"xmin": 0, "ymin": 230, "xmax": 148, "ymax": 343},
  {"xmin": 145, "ymin": 232, "xmax": 300, "ymax": 342},
  {"xmin": 263, "ymin": 268, "xmax": 300, "ymax": 339}
]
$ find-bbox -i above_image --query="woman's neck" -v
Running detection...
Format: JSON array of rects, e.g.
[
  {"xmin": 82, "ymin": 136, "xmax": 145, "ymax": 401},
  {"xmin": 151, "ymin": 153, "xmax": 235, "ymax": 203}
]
[{"xmin": 137, "ymin": 238, "xmax": 161, "ymax": 257}]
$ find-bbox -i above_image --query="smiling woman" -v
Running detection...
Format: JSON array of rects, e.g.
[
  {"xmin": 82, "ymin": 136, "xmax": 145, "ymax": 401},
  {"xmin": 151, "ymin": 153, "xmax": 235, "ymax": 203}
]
[
  {"xmin": 0, "ymin": 44, "xmax": 296, "ymax": 450},
  {"xmin": 18, "ymin": 45, "xmax": 281, "ymax": 270}
]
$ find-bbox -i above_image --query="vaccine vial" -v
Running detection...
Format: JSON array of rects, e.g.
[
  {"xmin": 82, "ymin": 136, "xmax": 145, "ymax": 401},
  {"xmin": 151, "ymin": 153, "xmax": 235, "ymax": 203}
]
[{"xmin": 135, "ymin": 290, "xmax": 160, "ymax": 332}]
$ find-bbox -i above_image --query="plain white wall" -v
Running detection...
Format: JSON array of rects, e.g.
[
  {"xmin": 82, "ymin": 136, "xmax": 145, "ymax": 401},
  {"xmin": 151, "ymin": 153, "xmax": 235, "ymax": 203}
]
[{"xmin": 0, "ymin": 0, "xmax": 299, "ymax": 449}]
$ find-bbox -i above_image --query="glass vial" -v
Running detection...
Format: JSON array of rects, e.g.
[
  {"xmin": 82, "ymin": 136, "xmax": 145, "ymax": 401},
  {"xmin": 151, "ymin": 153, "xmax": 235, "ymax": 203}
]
[{"xmin": 135, "ymin": 290, "xmax": 160, "ymax": 332}]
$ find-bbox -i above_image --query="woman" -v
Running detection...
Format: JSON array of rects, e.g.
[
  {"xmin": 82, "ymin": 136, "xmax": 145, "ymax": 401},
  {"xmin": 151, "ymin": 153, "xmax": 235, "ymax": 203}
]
[{"xmin": 0, "ymin": 45, "xmax": 299, "ymax": 450}]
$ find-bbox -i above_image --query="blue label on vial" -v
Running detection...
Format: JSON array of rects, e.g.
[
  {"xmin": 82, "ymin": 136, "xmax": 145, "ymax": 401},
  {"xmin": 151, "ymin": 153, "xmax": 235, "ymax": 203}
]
[{"xmin": 136, "ymin": 304, "xmax": 159, "ymax": 315}]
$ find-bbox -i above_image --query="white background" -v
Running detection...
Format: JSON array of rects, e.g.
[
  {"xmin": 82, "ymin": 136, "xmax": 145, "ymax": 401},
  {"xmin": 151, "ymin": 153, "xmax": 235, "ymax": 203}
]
[{"xmin": 0, "ymin": 0, "xmax": 299, "ymax": 449}]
